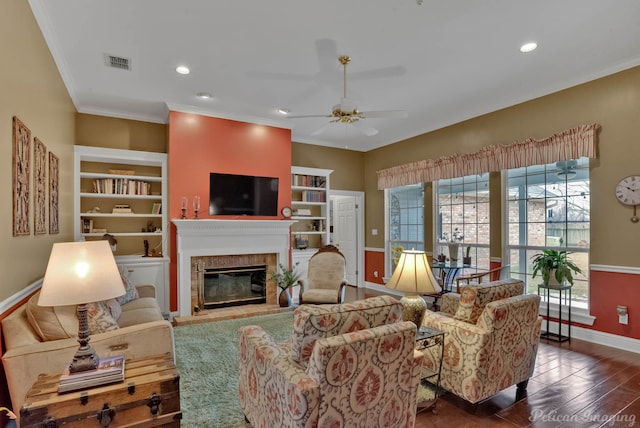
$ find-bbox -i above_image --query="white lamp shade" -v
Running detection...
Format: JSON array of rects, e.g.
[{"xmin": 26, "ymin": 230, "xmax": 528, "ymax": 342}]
[
  {"xmin": 386, "ymin": 249, "xmax": 441, "ymax": 295},
  {"xmin": 38, "ymin": 241, "xmax": 125, "ymax": 307}
]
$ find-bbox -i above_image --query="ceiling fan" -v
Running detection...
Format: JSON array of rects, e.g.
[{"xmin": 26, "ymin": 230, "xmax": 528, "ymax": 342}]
[{"xmin": 287, "ymin": 56, "xmax": 408, "ymax": 137}]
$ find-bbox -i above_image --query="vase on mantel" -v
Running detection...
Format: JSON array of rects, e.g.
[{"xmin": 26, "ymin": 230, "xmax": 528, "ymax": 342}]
[{"xmin": 448, "ymin": 243, "xmax": 460, "ymax": 263}]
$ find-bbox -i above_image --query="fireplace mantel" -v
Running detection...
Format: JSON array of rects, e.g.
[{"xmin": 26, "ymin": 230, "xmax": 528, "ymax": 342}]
[{"xmin": 173, "ymin": 219, "xmax": 295, "ymax": 316}]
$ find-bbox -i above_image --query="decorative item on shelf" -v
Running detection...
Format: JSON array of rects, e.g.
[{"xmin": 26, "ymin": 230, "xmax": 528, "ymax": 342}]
[
  {"xmin": 181, "ymin": 196, "xmax": 188, "ymax": 219},
  {"xmin": 385, "ymin": 249, "xmax": 442, "ymax": 331},
  {"xmin": 270, "ymin": 262, "xmax": 301, "ymax": 307},
  {"xmin": 463, "ymin": 246, "xmax": 472, "ymax": 266},
  {"xmin": 151, "ymin": 202, "xmax": 162, "ymax": 214},
  {"xmin": 112, "ymin": 204, "xmax": 132, "ymax": 214},
  {"xmin": 193, "ymin": 195, "xmax": 200, "ymax": 219},
  {"xmin": 86, "ymin": 206, "xmax": 101, "ymax": 213},
  {"xmin": 37, "ymin": 241, "xmax": 125, "ymax": 374},
  {"xmin": 102, "ymin": 233, "xmax": 117, "ymax": 252},
  {"xmin": 295, "ymin": 237, "xmax": 308, "ymax": 250},
  {"xmin": 531, "ymin": 249, "xmax": 583, "ymax": 288}
]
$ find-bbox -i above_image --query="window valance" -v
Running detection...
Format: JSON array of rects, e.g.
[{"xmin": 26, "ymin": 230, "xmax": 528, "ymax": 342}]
[{"xmin": 377, "ymin": 124, "xmax": 600, "ymax": 189}]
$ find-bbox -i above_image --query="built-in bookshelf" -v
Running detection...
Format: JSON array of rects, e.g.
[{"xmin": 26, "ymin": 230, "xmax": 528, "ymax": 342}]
[
  {"xmin": 74, "ymin": 146, "xmax": 169, "ymax": 315},
  {"xmin": 291, "ymin": 167, "xmax": 333, "ymax": 279}
]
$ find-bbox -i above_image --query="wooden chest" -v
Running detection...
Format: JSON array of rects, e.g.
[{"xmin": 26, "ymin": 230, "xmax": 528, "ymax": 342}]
[{"xmin": 20, "ymin": 353, "xmax": 181, "ymax": 427}]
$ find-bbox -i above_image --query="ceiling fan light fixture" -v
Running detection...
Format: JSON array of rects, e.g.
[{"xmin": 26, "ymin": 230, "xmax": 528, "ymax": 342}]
[
  {"xmin": 277, "ymin": 108, "xmax": 290, "ymax": 115},
  {"xmin": 520, "ymin": 42, "xmax": 538, "ymax": 53},
  {"xmin": 176, "ymin": 65, "xmax": 190, "ymax": 75}
]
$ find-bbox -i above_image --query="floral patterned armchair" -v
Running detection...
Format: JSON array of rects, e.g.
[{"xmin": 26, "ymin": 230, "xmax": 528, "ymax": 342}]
[
  {"xmin": 238, "ymin": 296, "xmax": 424, "ymax": 427},
  {"xmin": 421, "ymin": 279, "xmax": 542, "ymax": 404}
]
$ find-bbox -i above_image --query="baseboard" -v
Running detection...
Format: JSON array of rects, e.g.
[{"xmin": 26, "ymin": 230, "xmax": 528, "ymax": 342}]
[{"xmin": 362, "ymin": 282, "xmax": 640, "ymax": 355}]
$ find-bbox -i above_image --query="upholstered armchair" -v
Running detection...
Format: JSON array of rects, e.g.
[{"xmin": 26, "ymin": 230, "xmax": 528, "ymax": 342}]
[
  {"xmin": 421, "ymin": 279, "xmax": 542, "ymax": 404},
  {"xmin": 238, "ymin": 296, "xmax": 424, "ymax": 427},
  {"xmin": 298, "ymin": 245, "xmax": 348, "ymax": 304}
]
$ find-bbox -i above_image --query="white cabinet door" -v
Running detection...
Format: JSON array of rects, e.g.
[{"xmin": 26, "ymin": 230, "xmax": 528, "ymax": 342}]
[
  {"xmin": 116, "ymin": 256, "xmax": 169, "ymax": 316},
  {"xmin": 291, "ymin": 250, "xmax": 315, "ymax": 305}
]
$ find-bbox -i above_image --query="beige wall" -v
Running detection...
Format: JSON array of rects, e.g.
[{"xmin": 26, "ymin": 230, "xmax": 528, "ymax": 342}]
[
  {"xmin": 76, "ymin": 114, "xmax": 167, "ymax": 153},
  {"xmin": 292, "ymin": 142, "xmax": 365, "ymax": 191},
  {"xmin": 0, "ymin": 0, "xmax": 76, "ymax": 302},
  {"xmin": 364, "ymin": 66, "xmax": 640, "ymax": 267}
]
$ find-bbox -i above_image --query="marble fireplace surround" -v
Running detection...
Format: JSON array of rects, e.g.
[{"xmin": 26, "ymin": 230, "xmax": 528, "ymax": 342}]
[{"xmin": 173, "ymin": 219, "xmax": 295, "ymax": 317}]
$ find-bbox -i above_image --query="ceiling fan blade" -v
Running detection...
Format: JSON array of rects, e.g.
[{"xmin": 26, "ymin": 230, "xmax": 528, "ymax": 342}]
[
  {"xmin": 351, "ymin": 121, "xmax": 379, "ymax": 136},
  {"xmin": 360, "ymin": 110, "xmax": 408, "ymax": 119},
  {"xmin": 349, "ymin": 65, "xmax": 406, "ymax": 80},
  {"xmin": 311, "ymin": 123, "xmax": 333, "ymax": 136},
  {"xmin": 287, "ymin": 114, "xmax": 332, "ymax": 119}
]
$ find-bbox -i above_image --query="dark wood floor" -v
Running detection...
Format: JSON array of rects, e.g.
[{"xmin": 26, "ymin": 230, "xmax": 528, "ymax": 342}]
[{"xmin": 346, "ymin": 287, "xmax": 640, "ymax": 428}]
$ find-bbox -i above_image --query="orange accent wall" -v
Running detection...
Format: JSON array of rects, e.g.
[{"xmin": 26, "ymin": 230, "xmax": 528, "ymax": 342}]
[
  {"xmin": 588, "ymin": 270, "xmax": 640, "ymax": 339},
  {"xmin": 365, "ymin": 250, "xmax": 385, "ymax": 285},
  {"xmin": 167, "ymin": 111, "xmax": 292, "ymax": 311}
]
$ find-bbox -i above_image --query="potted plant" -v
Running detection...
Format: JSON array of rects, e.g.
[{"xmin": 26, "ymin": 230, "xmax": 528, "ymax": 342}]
[
  {"xmin": 531, "ymin": 250, "xmax": 582, "ymax": 288},
  {"xmin": 441, "ymin": 228, "xmax": 464, "ymax": 262},
  {"xmin": 270, "ymin": 262, "xmax": 301, "ymax": 307}
]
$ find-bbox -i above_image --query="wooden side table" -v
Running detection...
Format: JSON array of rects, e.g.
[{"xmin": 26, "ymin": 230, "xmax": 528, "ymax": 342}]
[
  {"xmin": 20, "ymin": 353, "xmax": 181, "ymax": 428},
  {"xmin": 415, "ymin": 326, "xmax": 445, "ymax": 414},
  {"xmin": 538, "ymin": 283, "xmax": 572, "ymax": 342}
]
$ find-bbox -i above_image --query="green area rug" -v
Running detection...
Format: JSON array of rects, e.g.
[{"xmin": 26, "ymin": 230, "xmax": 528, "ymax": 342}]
[{"xmin": 174, "ymin": 313, "xmax": 294, "ymax": 427}]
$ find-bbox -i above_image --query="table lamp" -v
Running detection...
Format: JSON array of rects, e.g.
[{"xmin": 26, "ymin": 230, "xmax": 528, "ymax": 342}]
[
  {"xmin": 38, "ymin": 241, "xmax": 124, "ymax": 373},
  {"xmin": 385, "ymin": 249, "xmax": 441, "ymax": 330}
]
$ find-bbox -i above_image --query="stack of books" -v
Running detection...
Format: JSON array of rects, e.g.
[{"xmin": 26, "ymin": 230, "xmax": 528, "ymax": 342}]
[
  {"xmin": 58, "ymin": 355, "xmax": 125, "ymax": 393},
  {"xmin": 112, "ymin": 204, "xmax": 133, "ymax": 214}
]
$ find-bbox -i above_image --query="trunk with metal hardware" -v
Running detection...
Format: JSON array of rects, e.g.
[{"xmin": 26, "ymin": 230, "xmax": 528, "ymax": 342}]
[{"xmin": 20, "ymin": 353, "xmax": 181, "ymax": 427}]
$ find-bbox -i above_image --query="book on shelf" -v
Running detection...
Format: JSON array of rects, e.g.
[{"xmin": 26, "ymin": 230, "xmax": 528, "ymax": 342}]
[
  {"xmin": 58, "ymin": 355, "xmax": 125, "ymax": 393},
  {"xmin": 92, "ymin": 178, "xmax": 151, "ymax": 195},
  {"xmin": 151, "ymin": 202, "xmax": 162, "ymax": 214}
]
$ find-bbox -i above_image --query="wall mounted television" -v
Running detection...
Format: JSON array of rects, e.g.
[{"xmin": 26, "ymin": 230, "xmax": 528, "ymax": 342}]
[{"xmin": 209, "ymin": 172, "xmax": 279, "ymax": 216}]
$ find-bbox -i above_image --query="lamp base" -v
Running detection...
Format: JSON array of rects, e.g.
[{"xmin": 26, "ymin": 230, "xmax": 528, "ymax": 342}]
[
  {"xmin": 400, "ymin": 294, "xmax": 427, "ymax": 329},
  {"xmin": 69, "ymin": 303, "xmax": 100, "ymax": 373}
]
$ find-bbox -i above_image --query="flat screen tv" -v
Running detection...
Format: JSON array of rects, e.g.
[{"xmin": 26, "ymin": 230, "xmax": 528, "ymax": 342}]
[{"xmin": 209, "ymin": 172, "xmax": 279, "ymax": 216}]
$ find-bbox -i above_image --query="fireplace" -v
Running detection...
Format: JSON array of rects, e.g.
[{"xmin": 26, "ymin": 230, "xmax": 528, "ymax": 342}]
[
  {"xmin": 197, "ymin": 264, "xmax": 267, "ymax": 310},
  {"xmin": 173, "ymin": 219, "xmax": 295, "ymax": 316}
]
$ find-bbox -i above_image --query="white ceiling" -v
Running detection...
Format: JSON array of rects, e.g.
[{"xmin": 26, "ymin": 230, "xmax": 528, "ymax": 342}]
[{"xmin": 30, "ymin": 0, "xmax": 640, "ymax": 152}]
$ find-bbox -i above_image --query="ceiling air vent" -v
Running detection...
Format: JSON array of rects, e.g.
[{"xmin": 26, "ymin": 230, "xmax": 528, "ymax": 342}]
[{"xmin": 104, "ymin": 54, "xmax": 131, "ymax": 71}]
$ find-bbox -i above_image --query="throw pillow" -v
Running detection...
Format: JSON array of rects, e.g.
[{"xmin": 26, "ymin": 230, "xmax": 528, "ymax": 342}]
[
  {"xmin": 104, "ymin": 298, "xmax": 122, "ymax": 320},
  {"xmin": 86, "ymin": 301, "xmax": 119, "ymax": 334},
  {"xmin": 25, "ymin": 292, "xmax": 78, "ymax": 341},
  {"xmin": 117, "ymin": 274, "xmax": 139, "ymax": 305}
]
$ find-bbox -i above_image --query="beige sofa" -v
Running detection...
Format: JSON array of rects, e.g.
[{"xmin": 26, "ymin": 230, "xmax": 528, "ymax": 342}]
[{"xmin": 1, "ymin": 284, "xmax": 174, "ymax": 414}]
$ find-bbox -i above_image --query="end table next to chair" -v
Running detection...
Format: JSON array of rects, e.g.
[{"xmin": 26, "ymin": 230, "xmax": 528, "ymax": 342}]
[
  {"xmin": 415, "ymin": 326, "xmax": 445, "ymax": 414},
  {"xmin": 538, "ymin": 283, "xmax": 572, "ymax": 342}
]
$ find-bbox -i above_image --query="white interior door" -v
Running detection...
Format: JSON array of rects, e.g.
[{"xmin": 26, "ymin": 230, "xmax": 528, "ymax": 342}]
[{"xmin": 331, "ymin": 193, "xmax": 362, "ymax": 286}]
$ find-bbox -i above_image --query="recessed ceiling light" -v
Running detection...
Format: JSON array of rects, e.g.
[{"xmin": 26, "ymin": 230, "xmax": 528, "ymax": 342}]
[
  {"xmin": 520, "ymin": 42, "xmax": 538, "ymax": 53},
  {"xmin": 277, "ymin": 108, "xmax": 290, "ymax": 115},
  {"xmin": 176, "ymin": 65, "xmax": 190, "ymax": 75},
  {"xmin": 197, "ymin": 92, "xmax": 212, "ymax": 99}
]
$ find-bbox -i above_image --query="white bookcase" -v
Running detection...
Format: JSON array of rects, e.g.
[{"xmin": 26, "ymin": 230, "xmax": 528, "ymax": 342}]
[
  {"xmin": 74, "ymin": 146, "xmax": 169, "ymax": 316},
  {"xmin": 290, "ymin": 166, "xmax": 333, "ymax": 288}
]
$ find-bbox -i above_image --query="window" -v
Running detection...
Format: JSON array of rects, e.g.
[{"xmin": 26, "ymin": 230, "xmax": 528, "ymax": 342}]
[
  {"xmin": 435, "ymin": 174, "xmax": 491, "ymax": 271},
  {"xmin": 506, "ymin": 158, "xmax": 590, "ymax": 308},
  {"xmin": 386, "ymin": 183, "xmax": 424, "ymax": 274}
]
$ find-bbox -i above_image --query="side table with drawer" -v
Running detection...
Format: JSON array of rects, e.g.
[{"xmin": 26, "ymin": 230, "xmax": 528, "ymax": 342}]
[{"xmin": 20, "ymin": 353, "xmax": 181, "ymax": 428}]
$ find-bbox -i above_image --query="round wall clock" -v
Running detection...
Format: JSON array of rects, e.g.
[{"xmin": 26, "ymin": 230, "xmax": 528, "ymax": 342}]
[
  {"xmin": 615, "ymin": 175, "xmax": 640, "ymax": 222},
  {"xmin": 281, "ymin": 206, "xmax": 292, "ymax": 218},
  {"xmin": 615, "ymin": 176, "xmax": 640, "ymax": 205}
]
